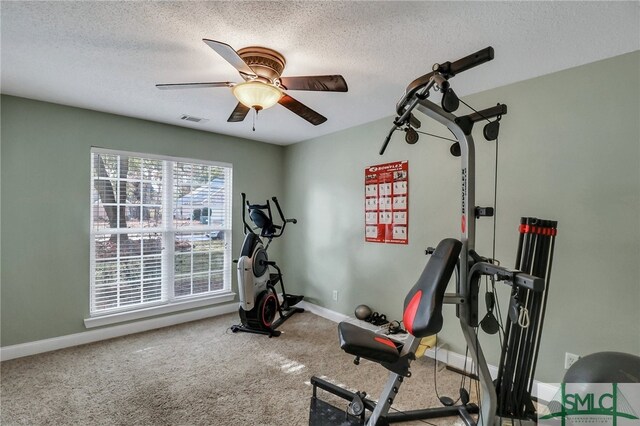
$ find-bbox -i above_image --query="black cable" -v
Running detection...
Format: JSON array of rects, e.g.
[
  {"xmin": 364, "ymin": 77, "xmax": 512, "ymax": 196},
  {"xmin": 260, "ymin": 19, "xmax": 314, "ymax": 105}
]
[
  {"xmin": 488, "ymin": 132, "xmax": 508, "ymax": 416},
  {"xmin": 461, "ymin": 345, "xmax": 470, "ymax": 396},
  {"xmin": 414, "ymin": 129, "xmax": 459, "ymax": 144},
  {"xmin": 491, "ymin": 277, "xmax": 506, "ymax": 346},
  {"xmin": 459, "ymin": 98, "xmax": 494, "ymax": 124},
  {"xmin": 485, "ymin": 275, "xmax": 506, "ymax": 343},
  {"xmin": 472, "ymin": 328, "xmax": 483, "ymax": 426},
  {"xmin": 492, "ymin": 135, "xmax": 499, "ymax": 263},
  {"xmin": 432, "ymin": 336, "xmax": 468, "ymax": 407},
  {"xmin": 491, "ymin": 133, "xmax": 505, "ymax": 356}
]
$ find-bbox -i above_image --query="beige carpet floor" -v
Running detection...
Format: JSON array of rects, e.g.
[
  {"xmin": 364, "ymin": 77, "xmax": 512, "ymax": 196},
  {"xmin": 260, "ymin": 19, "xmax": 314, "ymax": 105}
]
[{"xmin": 1, "ymin": 312, "xmax": 476, "ymax": 425}]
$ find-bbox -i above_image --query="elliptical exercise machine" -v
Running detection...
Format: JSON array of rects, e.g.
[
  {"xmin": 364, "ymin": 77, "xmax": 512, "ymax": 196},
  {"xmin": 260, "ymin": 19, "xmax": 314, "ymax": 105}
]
[
  {"xmin": 231, "ymin": 193, "xmax": 304, "ymax": 337},
  {"xmin": 309, "ymin": 47, "xmax": 558, "ymax": 425}
]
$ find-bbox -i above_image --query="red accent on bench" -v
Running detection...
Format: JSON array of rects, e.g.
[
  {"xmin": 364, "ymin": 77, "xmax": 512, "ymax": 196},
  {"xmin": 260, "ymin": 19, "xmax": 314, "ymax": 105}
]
[
  {"xmin": 403, "ymin": 290, "xmax": 422, "ymax": 335},
  {"xmin": 374, "ymin": 336, "xmax": 397, "ymax": 349}
]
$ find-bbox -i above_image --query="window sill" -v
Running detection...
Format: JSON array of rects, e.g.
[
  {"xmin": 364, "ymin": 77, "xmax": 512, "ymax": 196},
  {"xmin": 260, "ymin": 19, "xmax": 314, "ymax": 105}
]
[{"xmin": 84, "ymin": 292, "xmax": 236, "ymax": 329}]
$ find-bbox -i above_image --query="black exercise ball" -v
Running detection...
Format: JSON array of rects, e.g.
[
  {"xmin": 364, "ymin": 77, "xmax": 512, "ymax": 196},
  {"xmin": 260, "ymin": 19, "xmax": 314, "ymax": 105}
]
[
  {"xmin": 564, "ymin": 352, "xmax": 640, "ymax": 383},
  {"xmin": 355, "ymin": 304, "xmax": 372, "ymax": 321}
]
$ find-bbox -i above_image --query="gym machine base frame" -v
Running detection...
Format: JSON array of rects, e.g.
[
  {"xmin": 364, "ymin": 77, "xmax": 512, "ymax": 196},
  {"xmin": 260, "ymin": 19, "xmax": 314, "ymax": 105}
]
[
  {"xmin": 310, "ymin": 376, "xmax": 479, "ymax": 426},
  {"xmin": 231, "ymin": 302, "xmax": 304, "ymax": 337}
]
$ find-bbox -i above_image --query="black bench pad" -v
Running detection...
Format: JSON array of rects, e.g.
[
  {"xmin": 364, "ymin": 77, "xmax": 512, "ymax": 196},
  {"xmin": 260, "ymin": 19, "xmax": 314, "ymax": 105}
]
[
  {"xmin": 403, "ymin": 238, "xmax": 462, "ymax": 337},
  {"xmin": 338, "ymin": 322, "xmax": 400, "ymax": 364}
]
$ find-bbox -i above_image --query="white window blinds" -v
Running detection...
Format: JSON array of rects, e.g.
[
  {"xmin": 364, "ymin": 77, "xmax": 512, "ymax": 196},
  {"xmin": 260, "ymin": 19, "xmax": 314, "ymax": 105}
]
[{"xmin": 90, "ymin": 149, "xmax": 232, "ymax": 315}]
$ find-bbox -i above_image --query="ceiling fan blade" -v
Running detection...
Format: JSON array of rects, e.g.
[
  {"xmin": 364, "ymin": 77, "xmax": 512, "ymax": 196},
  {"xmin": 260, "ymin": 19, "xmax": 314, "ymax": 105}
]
[
  {"xmin": 156, "ymin": 82, "xmax": 233, "ymax": 90},
  {"xmin": 278, "ymin": 94, "xmax": 327, "ymax": 125},
  {"xmin": 202, "ymin": 39, "xmax": 257, "ymax": 78},
  {"xmin": 227, "ymin": 103, "xmax": 250, "ymax": 122},
  {"xmin": 279, "ymin": 75, "xmax": 348, "ymax": 92}
]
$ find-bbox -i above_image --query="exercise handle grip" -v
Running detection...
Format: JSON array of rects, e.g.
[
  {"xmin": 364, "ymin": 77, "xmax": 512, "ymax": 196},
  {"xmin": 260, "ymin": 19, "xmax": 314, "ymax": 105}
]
[
  {"xmin": 271, "ymin": 196, "xmax": 286, "ymax": 222},
  {"xmin": 379, "ymin": 127, "xmax": 396, "ymax": 155},
  {"xmin": 241, "ymin": 192, "xmax": 251, "ymax": 235},
  {"xmin": 448, "ymin": 46, "xmax": 494, "ymax": 76}
]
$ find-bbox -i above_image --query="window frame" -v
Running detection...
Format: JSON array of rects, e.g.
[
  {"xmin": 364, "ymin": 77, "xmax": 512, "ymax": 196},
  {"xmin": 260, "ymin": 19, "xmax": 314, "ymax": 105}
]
[{"xmin": 86, "ymin": 148, "xmax": 234, "ymax": 327}]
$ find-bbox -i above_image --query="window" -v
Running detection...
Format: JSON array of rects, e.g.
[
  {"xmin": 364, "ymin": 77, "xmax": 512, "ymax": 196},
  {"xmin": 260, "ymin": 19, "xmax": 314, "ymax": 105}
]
[{"xmin": 90, "ymin": 149, "xmax": 232, "ymax": 318}]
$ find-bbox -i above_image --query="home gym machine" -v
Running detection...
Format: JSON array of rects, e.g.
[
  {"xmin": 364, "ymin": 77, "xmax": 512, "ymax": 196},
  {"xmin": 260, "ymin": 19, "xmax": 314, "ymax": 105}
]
[
  {"xmin": 309, "ymin": 47, "xmax": 558, "ymax": 425},
  {"xmin": 231, "ymin": 193, "xmax": 304, "ymax": 337}
]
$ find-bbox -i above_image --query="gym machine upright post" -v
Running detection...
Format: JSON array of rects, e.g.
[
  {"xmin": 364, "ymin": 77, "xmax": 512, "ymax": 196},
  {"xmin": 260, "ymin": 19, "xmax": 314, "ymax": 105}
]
[
  {"xmin": 309, "ymin": 47, "xmax": 548, "ymax": 426},
  {"xmin": 231, "ymin": 193, "xmax": 304, "ymax": 337},
  {"xmin": 383, "ymin": 46, "xmax": 506, "ymax": 425},
  {"xmin": 380, "ymin": 46, "xmax": 511, "ymax": 424}
]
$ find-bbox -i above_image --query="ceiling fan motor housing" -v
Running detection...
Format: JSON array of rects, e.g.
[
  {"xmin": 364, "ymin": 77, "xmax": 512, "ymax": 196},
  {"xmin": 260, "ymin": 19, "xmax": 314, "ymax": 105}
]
[{"xmin": 237, "ymin": 46, "xmax": 286, "ymax": 83}]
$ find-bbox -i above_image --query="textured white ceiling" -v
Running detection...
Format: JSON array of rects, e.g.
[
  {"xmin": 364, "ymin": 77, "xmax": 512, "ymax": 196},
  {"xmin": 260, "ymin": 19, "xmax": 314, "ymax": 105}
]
[{"xmin": 1, "ymin": 1, "xmax": 638, "ymax": 145}]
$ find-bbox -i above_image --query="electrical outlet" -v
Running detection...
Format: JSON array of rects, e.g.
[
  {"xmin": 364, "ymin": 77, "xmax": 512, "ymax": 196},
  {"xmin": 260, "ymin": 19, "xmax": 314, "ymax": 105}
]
[
  {"xmin": 565, "ymin": 352, "xmax": 580, "ymax": 369},
  {"xmin": 332, "ymin": 290, "xmax": 339, "ymax": 301}
]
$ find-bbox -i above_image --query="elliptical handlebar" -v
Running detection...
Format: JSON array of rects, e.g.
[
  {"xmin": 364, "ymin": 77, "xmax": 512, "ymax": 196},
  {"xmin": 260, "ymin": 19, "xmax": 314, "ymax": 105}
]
[
  {"xmin": 241, "ymin": 192, "xmax": 251, "ymax": 235},
  {"xmin": 270, "ymin": 196, "xmax": 297, "ymax": 238},
  {"xmin": 240, "ymin": 193, "xmax": 297, "ymax": 239}
]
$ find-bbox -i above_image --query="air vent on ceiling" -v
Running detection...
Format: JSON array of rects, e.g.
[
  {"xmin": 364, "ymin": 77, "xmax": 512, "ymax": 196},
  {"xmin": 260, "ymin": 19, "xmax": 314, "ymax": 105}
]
[{"xmin": 180, "ymin": 114, "xmax": 209, "ymax": 124}]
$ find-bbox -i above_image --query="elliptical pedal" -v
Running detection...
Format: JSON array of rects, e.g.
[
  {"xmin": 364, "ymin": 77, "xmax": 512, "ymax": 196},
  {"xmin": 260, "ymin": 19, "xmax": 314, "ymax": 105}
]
[{"xmin": 283, "ymin": 293, "xmax": 304, "ymax": 310}]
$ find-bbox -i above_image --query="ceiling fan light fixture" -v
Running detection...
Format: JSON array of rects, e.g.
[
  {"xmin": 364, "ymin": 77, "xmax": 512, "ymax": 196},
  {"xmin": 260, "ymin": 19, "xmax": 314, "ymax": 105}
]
[{"xmin": 232, "ymin": 81, "xmax": 282, "ymax": 111}]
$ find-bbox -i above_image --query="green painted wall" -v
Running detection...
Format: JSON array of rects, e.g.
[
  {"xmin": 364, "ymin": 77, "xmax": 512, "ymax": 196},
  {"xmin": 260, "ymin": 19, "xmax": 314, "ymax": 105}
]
[
  {"xmin": 2, "ymin": 52, "xmax": 639, "ymax": 384},
  {"xmin": 282, "ymin": 51, "xmax": 640, "ymax": 383},
  {"xmin": 0, "ymin": 96, "xmax": 285, "ymax": 346}
]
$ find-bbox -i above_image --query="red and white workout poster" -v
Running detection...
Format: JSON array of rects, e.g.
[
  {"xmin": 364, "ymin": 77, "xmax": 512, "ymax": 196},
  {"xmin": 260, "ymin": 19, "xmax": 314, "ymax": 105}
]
[{"xmin": 365, "ymin": 161, "xmax": 409, "ymax": 244}]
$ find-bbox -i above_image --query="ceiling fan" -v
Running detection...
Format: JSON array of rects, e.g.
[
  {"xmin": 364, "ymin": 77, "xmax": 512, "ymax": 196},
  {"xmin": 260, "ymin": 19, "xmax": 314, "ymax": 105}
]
[{"xmin": 156, "ymin": 39, "xmax": 348, "ymax": 126}]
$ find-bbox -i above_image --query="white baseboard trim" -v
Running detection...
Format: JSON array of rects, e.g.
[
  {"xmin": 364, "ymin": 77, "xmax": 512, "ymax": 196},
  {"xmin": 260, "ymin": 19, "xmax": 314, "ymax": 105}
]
[
  {"xmin": 532, "ymin": 382, "xmax": 559, "ymax": 404},
  {"xmin": 298, "ymin": 300, "xmax": 350, "ymax": 323},
  {"xmin": 1, "ymin": 302, "xmax": 238, "ymax": 362},
  {"xmin": 300, "ymin": 300, "xmax": 558, "ymax": 402},
  {"xmin": 424, "ymin": 343, "xmax": 450, "ymax": 363}
]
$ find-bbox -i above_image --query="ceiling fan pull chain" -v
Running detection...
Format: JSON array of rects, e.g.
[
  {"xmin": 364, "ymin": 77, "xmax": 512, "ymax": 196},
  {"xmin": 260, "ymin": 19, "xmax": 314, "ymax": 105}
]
[{"xmin": 252, "ymin": 108, "xmax": 257, "ymax": 131}]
